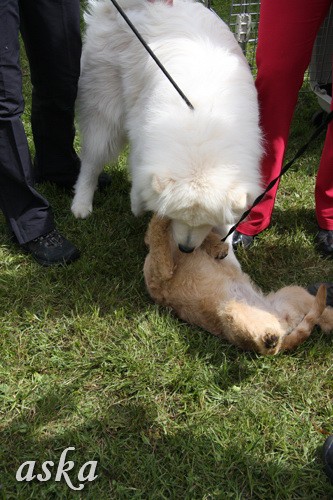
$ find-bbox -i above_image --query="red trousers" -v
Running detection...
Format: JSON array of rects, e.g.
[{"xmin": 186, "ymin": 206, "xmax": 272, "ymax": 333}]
[{"xmin": 238, "ymin": 0, "xmax": 333, "ymax": 236}]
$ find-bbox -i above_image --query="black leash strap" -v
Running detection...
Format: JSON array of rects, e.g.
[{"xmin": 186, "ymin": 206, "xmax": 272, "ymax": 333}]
[
  {"xmin": 221, "ymin": 110, "xmax": 333, "ymax": 242},
  {"xmin": 109, "ymin": 0, "xmax": 194, "ymax": 110}
]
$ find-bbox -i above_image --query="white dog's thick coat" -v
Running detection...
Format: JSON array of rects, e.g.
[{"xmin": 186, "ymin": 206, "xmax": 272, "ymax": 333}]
[{"xmin": 72, "ymin": 0, "xmax": 262, "ymax": 249}]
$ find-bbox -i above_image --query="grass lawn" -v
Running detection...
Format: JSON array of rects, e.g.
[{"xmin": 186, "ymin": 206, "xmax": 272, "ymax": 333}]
[{"xmin": 1, "ymin": 1, "xmax": 333, "ymax": 498}]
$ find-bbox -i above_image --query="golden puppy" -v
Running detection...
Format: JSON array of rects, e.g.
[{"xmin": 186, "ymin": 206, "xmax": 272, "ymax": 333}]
[{"xmin": 144, "ymin": 215, "xmax": 333, "ymax": 355}]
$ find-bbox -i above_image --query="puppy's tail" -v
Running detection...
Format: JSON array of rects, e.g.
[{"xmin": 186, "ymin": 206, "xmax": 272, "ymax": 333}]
[{"xmin": 281, "ymin": 284, "xmax": 327, "ymax": 351}]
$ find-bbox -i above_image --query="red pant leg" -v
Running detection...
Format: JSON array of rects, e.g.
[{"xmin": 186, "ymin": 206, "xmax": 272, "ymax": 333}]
[{"xmin": 238, "ymin": 0, "xmax": 332, "ymax": 236}]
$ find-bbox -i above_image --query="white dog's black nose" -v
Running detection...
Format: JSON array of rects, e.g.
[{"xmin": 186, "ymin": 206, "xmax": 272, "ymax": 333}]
[{"xmin": 178, "ymin": 244, "xmax": 195, "ymax": 253}]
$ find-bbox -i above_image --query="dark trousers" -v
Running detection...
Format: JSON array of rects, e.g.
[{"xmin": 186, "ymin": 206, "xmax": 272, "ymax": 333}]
[{"xmin": 0, "ymin": 0, "xmax": 81, "ymax": 244}]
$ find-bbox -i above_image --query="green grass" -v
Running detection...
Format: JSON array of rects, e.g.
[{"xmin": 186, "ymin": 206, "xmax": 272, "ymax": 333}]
[{"xmin": 1, "ymin": 2, "xmax": 333, "ymax": 498}]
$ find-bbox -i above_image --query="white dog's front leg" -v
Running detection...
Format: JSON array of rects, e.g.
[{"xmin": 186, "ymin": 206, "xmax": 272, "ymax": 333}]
[
  {"xmin": 225, "ymin": 241, "xmax": 241, "ymax": 268},
  {"xmin": 71, "ymin": 160, "xmax": 103, "ymax": 219},
  {"xmin": 130, "ymin": 187, "xmax": 145, "ymax": 217}
]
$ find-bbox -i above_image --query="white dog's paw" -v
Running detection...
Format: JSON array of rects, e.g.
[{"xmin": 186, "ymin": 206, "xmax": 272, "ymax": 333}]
[{"xmin": 71, "ymin": 199, "xmax": 93, "ymax": 219}]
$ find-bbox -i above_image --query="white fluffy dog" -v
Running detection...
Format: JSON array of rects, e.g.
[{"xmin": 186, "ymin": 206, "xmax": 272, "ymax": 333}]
[{"xmin": 72, "ymin": 0, "xmax": 262, "ymax": 252}]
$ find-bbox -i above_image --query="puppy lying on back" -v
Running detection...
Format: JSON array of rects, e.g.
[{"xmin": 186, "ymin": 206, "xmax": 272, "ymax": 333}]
[{"xmin": 144, "ymin": 215, "xmax": 333, "ymax": 355}]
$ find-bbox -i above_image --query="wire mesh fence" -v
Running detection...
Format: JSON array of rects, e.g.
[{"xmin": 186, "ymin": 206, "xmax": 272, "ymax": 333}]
[
  {"xmin": 309, "ymin": 5, "xmax": 333, "ymax": 113},
  {"xmin": 227, "ymin": 0, "xmax": 260, "ymax": 71}
]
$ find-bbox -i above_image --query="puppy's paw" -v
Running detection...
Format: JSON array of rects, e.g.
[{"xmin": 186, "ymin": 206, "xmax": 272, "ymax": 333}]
[
  {"xmin": 214, "ymin": 242, "xmax": 229, "ymax": 260},
  {"xmin": 262, "ymin": 331, "xmax": 280, "ymax": 354},
  {"xmin": 71, "ymin": 199, "xmax": 93, "ymax": 219},
  {"xmin": 202, "ymin": 234, "xmax": 229, "ymax": 259}
]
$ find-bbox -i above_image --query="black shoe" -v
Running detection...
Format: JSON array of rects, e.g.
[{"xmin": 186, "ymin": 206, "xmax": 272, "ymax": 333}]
[
  {"xmin": 315, "ymin": 229, "xmax": 333, "ymax": 257},
  {"xmin": 36, "ymin": 172, "xmax": 112, "ymax": 191},
  {"xmin": 323, "ymin": 435, "xmax": 333, "ymax": 484},
  {"xmin": 232, "ymin": 230, "xmax": 254, "ymax": 250},
  {"xmin": 307, "ymin": 282, "xmax": 333, "ymax": 307},
  {"xmin": 22, "ymin": 229, "xmax": 80, "ymax": 266}
]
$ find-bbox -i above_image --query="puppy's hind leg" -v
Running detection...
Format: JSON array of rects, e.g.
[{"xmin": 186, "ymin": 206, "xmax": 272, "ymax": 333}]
[
  {"xmin": 281, "ymin": 285, "xmax": 327, "ymax": 351},
  {"xmin": 317, "ymin": 306, "xmax": 333, "ymax": 333}
]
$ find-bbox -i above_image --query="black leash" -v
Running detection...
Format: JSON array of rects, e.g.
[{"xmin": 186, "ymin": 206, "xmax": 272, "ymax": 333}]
[
  {"xmin": 221, "ymin": 110, "xmax": 333, "ymax": 242},
  {"xmin": 109, "ymin": 0, "xmax": 194, "ymax": 110}
]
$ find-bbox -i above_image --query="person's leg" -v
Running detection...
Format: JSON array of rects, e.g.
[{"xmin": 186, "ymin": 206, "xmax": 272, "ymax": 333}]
[
  {"xmin": 236, "ymin": 0, "xmax": 332, "ymax": 238},
  {"xmin": 314, "ymin": 80, "xmax": 333, "ymax": 255},
  {"xmin": 323, "ymin": 434, "xmax": 333, "ymax": 484},
  {"xmin": 0, "ymin": 0, "xmax": 80, "ymax": 265},
  {"xmin": 0, "ymin": 0, "xmax": 54, "ymax": 244},
  {"xmin": 19, "ymin": 0, "xmax": 82, "ymax": 187},
  {"xmin": 315, "ymin": 76, "xmax": 333, "ymax": 230}
]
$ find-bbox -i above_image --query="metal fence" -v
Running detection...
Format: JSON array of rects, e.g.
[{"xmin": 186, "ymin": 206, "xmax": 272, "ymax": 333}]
[
  {"xmin": 228, "ymin": 0, "xmax": 260, "ymax": 70},
  {"xmin": 309, "ymin": 5, "xmax": 333, "ymax": 113}
]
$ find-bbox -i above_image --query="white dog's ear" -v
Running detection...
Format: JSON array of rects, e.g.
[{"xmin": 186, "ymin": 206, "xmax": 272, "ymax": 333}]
[{"xmin": 152, "ymin": 175, "xmax": 175, "ymax": 194}]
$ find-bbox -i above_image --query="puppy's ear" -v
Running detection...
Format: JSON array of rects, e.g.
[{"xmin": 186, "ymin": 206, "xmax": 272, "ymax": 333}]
[{"xmin": 152, "ymin": 175, "xmax": 175, "ymax": 194}]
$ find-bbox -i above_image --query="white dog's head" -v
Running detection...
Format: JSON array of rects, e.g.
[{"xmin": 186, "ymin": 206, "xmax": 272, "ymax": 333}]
[
  {"xmin": 131, "ymin": 168, "xmax": 261, "ymax": 253},
  {"xmin": 130, "ymin": 102, "xmax": 262, "ymax": 253}
]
